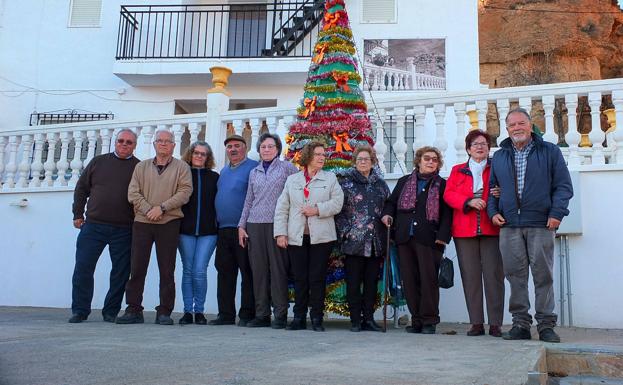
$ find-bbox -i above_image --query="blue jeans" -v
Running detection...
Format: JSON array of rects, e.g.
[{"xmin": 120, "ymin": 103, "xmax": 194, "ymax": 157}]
[
  {"xmin": 71, "ymin": 222, "xmax": 132, "ymax": 317},
  {"xmin": 178, "ymin": 234, "xmax": 217, "ymax": 313}
]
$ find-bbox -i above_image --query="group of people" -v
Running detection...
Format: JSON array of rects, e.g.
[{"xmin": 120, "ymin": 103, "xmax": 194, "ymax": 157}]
[{"xmin": 69, "ymin": 107, "xmax": 573, "ymax": 343}]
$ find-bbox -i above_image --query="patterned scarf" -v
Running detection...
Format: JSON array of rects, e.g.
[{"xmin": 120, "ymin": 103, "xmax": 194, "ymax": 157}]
[{"xmin": 398, "ymin": 171, "xmax": 442, "ymax": 223}]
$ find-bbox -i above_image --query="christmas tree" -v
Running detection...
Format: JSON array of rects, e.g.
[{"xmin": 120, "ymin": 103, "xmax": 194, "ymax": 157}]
[{"xmin": 285, "ymin": 0, "xmax": 375, "ymax": 315}]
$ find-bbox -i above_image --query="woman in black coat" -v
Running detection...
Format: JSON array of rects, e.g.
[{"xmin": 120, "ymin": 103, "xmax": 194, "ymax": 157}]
[
  {"xmin": 382, "ymin": 146, "xmax": 452, "ymax": 334},
  {"xmin": 336, "ymin": 145, "xmax": 390, "ymax": 332}
]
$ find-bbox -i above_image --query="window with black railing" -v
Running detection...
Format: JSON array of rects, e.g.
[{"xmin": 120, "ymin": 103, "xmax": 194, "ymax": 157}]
[{"xmin": 116, "ymin": 1, "xmax": 324, "ymax": 60}]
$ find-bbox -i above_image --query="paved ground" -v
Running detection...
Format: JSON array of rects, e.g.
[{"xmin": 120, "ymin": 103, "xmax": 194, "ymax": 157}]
[{"xmin": 1, "ymin": 307, "xmax": 622, "ymax": 385}]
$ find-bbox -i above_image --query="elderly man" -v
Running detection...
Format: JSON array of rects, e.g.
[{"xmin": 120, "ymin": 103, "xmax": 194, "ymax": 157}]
[
  {"xmin": 69, "ymin": 129, "xmax": 140, "ymax": 323},
  {"xmin": 488, "ymin": 108, "xmax": 573, "ymax": 343},
  {"xmin": 209, "ymin": 135, "xmax": 258, "ymax": 326},
  {"xmin": 116, "ymin": 129, "xmax": 192, "ymax": 325}
]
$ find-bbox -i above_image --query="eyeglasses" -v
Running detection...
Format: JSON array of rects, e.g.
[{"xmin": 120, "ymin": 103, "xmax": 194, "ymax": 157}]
[
  {"xmin": 313, "ymin": 152, "xmax": 326, "ymax": 158},
  {"xmin": 356, "ymin": 157, "xmax": 371, "ymax": 163},
  {"xmin": 116, "ymin": 139, "xmax": 135, "ymax": 145},
  {"xmin": 192, "ymin": 151, "xmax": 207, "ymax": 157},
  {"xmin": 470, "ymin": 142, "xmax": 489, "ymax": 148},
  {"xmin": 422, "ymin": 156, "xmax": 439, "ymax": 163},
  {"xmin": 260, "ymin": 144, "xmax": 276, "ymax": 150},
  {"xmin": 154, "ymin": 139, "xmax": 173, "ymax": 145}
]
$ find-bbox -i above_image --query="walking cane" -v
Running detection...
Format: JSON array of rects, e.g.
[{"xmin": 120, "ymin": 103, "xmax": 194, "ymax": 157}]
[{"xmin": 382, "ymin": 217, "xmax": 392, "ymax": 333}]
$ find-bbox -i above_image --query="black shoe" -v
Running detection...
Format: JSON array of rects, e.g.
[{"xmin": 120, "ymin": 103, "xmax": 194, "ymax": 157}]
[
  {"xmin": 115, "ymin": 311, "xmax": 144, "ymax": 324},
  {"xmin": 405, "ymin": 323, "xmax": 423, "ymax": 334},
  {"xmin": 271, "ymin": 317, "xmax": 287, "ymax": 329},
  {"xmin": 502, "ymin": 326, "xmax": 532, "ymax": 340},
  {"xmin": 350, "ymin": 322, "xmax": 361, "ymax": 332},
  {"xmin": 421, "ymin": 324, "xmax": 436, "ymax": 334},
  {"xmin": 194, "ymin": 313, "xmax": 207, "ymax": 325},
  {"xmin": 361, "ymin": 320, "xmax": 383, "ymax": 332},
  {"xmin": 102, "ymin": 313, "xmax": 117, "ymax": 323},
  {"xmin": 311, "ymin": 318, "xmax": 325, "ymax": 332},
  {"xmin": 287, "ymin": 317, "xmax": 307, "ymax": 330},
  {"xmin": 68, "ymin": 314, "xmax": 87, "ymax": 323},
  {"xmin": 208, "ymin": 317, "xmax": 235, "ymax": 326},
  {"xmin": 538, "ymin": 328, "xmax": 561, "ymax": 343},
  {"xmin": 247, "ymin": 317, "xmax": 271, "ymax": 328},
  {"xmin": 155, "ymin": 314, "xmax": 174, "ymax": 325},
  {"xmin": 179, "ymin": 312, "xmax": 194, "ymax": 325},
  {"xmin": 238, "ymin": 318, "xmax": 252, "ymax": 327}
]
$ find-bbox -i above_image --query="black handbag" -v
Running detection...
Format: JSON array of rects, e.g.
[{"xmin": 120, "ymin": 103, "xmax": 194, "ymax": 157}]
[{"xmin": 438, "ymin": 256, "xmax": 454, "ymax": 289}]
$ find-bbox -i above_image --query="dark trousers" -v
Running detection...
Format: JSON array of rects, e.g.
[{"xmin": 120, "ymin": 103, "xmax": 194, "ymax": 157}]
[
  {"xmin": 125, "ymin": 220, "xmax": 180, "ymax": 316},
  {"xmin": 71, "ymin": 222, "xmax": 132, "ymax": 317},
  {"xmin": 247, "ymin": 223, "xmax": 289, "ymax": 319},
  {"xmin": 345, "ymin": 255, "xmax": 382, "ymax": 323},
  {"xmin": 214, "ymin": 227, "xmax": 255, "ymax": 321},
  {"xmin": 454, "ymin": 236, "xmax": 505, "ymax": 326},
  {"xmin": 288, "ymin": 235, "xmax": 333, "ymax": 320},
  {"xmin": 397, "ymin": 238, "xmax": 443, "ymax": 326}
]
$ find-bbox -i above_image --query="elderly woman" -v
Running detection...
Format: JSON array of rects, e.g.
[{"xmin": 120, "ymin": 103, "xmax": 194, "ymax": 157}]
[
  {"xmin": 382, "ymin": 146, "xmax": 452, "ymax": 334},
  {"xmin": 274, "ymin": 141, "xmax": 344, "ymax": 332},
  {"xmin": 336, "ymin": 145, "xmax": 390, "ymax": 332},
  {"xmin": 178, "ymin": 141, "xmax": 219, "ymax": 325},
  {"xmin": 238, "ymin": 133, "xmax": 298, "ymax": 329},
  {"xmin": 443, "ymin": 130, "xmax": 504, "ymax": 337}
]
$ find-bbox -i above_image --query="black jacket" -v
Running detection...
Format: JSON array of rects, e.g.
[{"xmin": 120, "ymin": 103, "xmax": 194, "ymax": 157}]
[
  {"xmin": 180, "ymin": 168, "xmax": 219, "ymax": 236},
  {"xmin": 382, "ymin": 174, "xmax": 452, "ymax": 251}
]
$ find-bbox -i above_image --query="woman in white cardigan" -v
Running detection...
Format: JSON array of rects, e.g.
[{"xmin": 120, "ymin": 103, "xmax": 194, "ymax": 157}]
[{"xmin": 274, "ymin": 141, "xmax": 344, "ymax": 332}]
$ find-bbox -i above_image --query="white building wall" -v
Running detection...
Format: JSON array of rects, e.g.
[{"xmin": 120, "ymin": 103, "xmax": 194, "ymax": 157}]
[{"xmin": 0, "ymin": 0, "xmax": 480, "ymax": 129}]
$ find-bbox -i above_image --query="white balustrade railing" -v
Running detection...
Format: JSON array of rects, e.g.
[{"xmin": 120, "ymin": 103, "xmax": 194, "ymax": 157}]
[
  {"xmin": 1, "ymin": 78, "xmax": 623, "ymax": 192},
  {"xmin": 363, "ymin": 63, "xmax": 446, "ymax": 91}
]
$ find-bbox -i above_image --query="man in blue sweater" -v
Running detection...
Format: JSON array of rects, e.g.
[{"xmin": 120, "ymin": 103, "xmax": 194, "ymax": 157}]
[
  {"xmin": 210, "ymin": 135, "xmax": 258, "ymax": 326},
  {"xmin": 488, "ymin": 108, "xmax": 573, "ymax": 343}
]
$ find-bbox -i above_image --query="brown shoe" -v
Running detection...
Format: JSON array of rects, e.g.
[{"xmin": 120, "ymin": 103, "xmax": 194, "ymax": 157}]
[
  {"xmin": 489, "ymin": 325, "xmax": 502, "ymax": 337},
  {"xmin": 467, "ymin": 324, "xmax": 485, "ymax": 336}
]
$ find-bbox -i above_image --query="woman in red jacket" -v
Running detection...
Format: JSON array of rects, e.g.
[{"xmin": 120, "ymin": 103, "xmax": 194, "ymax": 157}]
[{"xmin": 444, "ymin": 130, "xmax": 504, "ymax": 337}]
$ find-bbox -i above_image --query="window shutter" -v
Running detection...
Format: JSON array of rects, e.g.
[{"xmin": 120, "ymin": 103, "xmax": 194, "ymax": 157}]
[
  {"xmin": 361, "ymin": 0, "xmax": 396, "ymax": 23},
  {"xmin": 69, "ymin": 0, "xmax": 102, "ymax": 27}
]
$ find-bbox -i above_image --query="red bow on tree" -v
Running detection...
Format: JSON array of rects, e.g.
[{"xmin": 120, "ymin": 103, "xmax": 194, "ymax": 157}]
[
  {"xmin": 332, "ymin": 72, "xmax": 350, "ymax": 92},
  {"xmin": 323, "ymin": 12, "xmax": 341, "ymax": 31}
]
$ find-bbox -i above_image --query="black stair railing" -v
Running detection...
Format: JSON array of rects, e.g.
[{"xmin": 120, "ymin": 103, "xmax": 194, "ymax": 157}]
[{"xmin": 116, "ymin": 2, "xmax": 323, "ymax": 60}]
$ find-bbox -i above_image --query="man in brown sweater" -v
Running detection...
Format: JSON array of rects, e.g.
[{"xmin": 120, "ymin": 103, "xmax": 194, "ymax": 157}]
[
  {"xmin": 116, "ymin": 129, "xmax": 192, "ymax": 325},
  {"xmin": 69, "ymin": 129, "xmax": 140, "ymax": 323}
]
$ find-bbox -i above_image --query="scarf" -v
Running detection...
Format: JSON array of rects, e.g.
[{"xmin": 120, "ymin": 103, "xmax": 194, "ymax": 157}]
[{"xmin": 398, "ymin": 171, "xmax": 441, "ymax": 222}]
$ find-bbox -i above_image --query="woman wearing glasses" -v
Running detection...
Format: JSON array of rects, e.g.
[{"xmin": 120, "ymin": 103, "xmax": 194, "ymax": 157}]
[
  {"xmin": 237, "ymin": 133, "xmax": 298, "ymax": 329},
  {"xmin": 335, "ymin": 145, "xmax": 390, "ymax": 332},
  {"xmin": 382, "ymin": 146, "xmax": 452, "ymax": 335},
  {"xmin": 274, "ymin": 141, "xmax": 344, "ymax": 332},
  {"xmin": 177, "ymin": 141, "xmax": 219, "ymax": 325},
  {"xmin": 443, "ymin": 130, "xmax": 504, "ymax": 337}
]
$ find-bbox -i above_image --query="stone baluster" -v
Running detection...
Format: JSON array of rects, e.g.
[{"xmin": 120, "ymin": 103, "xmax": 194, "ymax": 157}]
[
  {"xmin": 413, "ymin": 105, "xmax": 427, "ymax": 153},
  {"xmin": 266, "ymin": 116, "xmax": 277, "ymax": 134},
  {"xmin": 588, "ymin": 92, "xmax": 605, "ymax": 165},
  {"xmin": 29, "ymin": 133, "xmax": 45, "ymax": 188},
  {"xmin": 279, "ymin": 116, "xmax": 293, "ymax": 156},
  {"xmin": 16, "ymin": 135, "xmax": 33, "ymax": 188},
  {"xmin": 140, "ymin": 125, "xmax": 154, "ymax": 159},
  {"xmin": 232, "ymin": 119, "xmax": 243, "ymax": 136},
  {"xmin": 369, "ymin": 70, "xmax": 377, "ymax": 91},
  {"xmin": 55, "ymin": 132, "xmax": 71, "ymax": 186},
  {"xmin": 247, "ymin": 118, "xmax": 261, "ymax": 161},
  {"xmin": 3, "ymin": 135, "xmax": 19, "ymax": 189},
  {"xmin": 497, "ymin": 99, "xmax": 510, "ymax": 145},
  {"xmin": 453, "ymin": 102, "xmax": 468, "ymax": 164},
  {"xmin": 519, "ymin": 97, "xmax": 532, "ymax": 115},
  {"xmin": 542, "ymin": 95, "xmax": 558, "ymax": 145},
  {"xmin": 100, "ymin": 128, "xmax": 112, "ymax": 155},
  {"xmin": 475, "ymin": 100, "xmax": 488, "ymax": 133},
  {"xmin": 433, "ymin": 104, "xmax": 448, "ymax": 170},
  {"xmin": 69, "ymin": 131, "xmax": 84, "ymax": 187},
  {"xmin": 0, "ymin": 136, "xmax": 7, "ymax": 185},
  {"xmin": 171, "ymin": 124, "xmax": 184, "ymax": 158},
  {"xmin": 84, "ymin": 130, "xmax": 97, "ymax": 166},
  {"xmin": 43, "ymin": 132, "xmax": 58, "ymax": 187},
  {"xmin": 613, "ymin": 90, "xmax": 623, "ymax": 165},
  {"xmin": 188, "ymin": 122, "xmax": 200, "ymax": 145},
  {"xmin": 373, "ymin": 108, "xmax": 388, "ymax": 174},
  {"xmin": 564, "ymin": 94, "xmax": 582, "ymax": 167},
  {"xmin": 392, "ymin": 107, "xmax": 408, "ymax": 174}
]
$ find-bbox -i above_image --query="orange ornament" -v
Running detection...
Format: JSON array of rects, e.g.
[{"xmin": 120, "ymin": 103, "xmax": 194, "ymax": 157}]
[
  {"xmin": 333, "ymin": 132, "xmax": 352, "ymax": 153},
  {"xmin": 332, "ymin": 72, "xmax": 351, "ymax": 92}
]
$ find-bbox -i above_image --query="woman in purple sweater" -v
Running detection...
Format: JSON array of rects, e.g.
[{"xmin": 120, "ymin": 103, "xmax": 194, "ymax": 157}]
[{"xmin": 238, "ymin": 133, "xmax": 298, "ymax": 329}]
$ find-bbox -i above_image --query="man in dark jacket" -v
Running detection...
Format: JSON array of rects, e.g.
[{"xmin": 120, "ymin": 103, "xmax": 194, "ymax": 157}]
[
  {"xmin": 488, "ymin": 108, "xmax": 573, "ymax": 343},
  {"xmin": 69, "ymin": 129, "xmax": 140, "ymax": 323}
]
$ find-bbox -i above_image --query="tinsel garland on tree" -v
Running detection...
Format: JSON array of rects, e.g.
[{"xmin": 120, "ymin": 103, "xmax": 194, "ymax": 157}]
[{"xmin": 285, "ymin": 0, "xmax": 376, "ymax": 315}]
